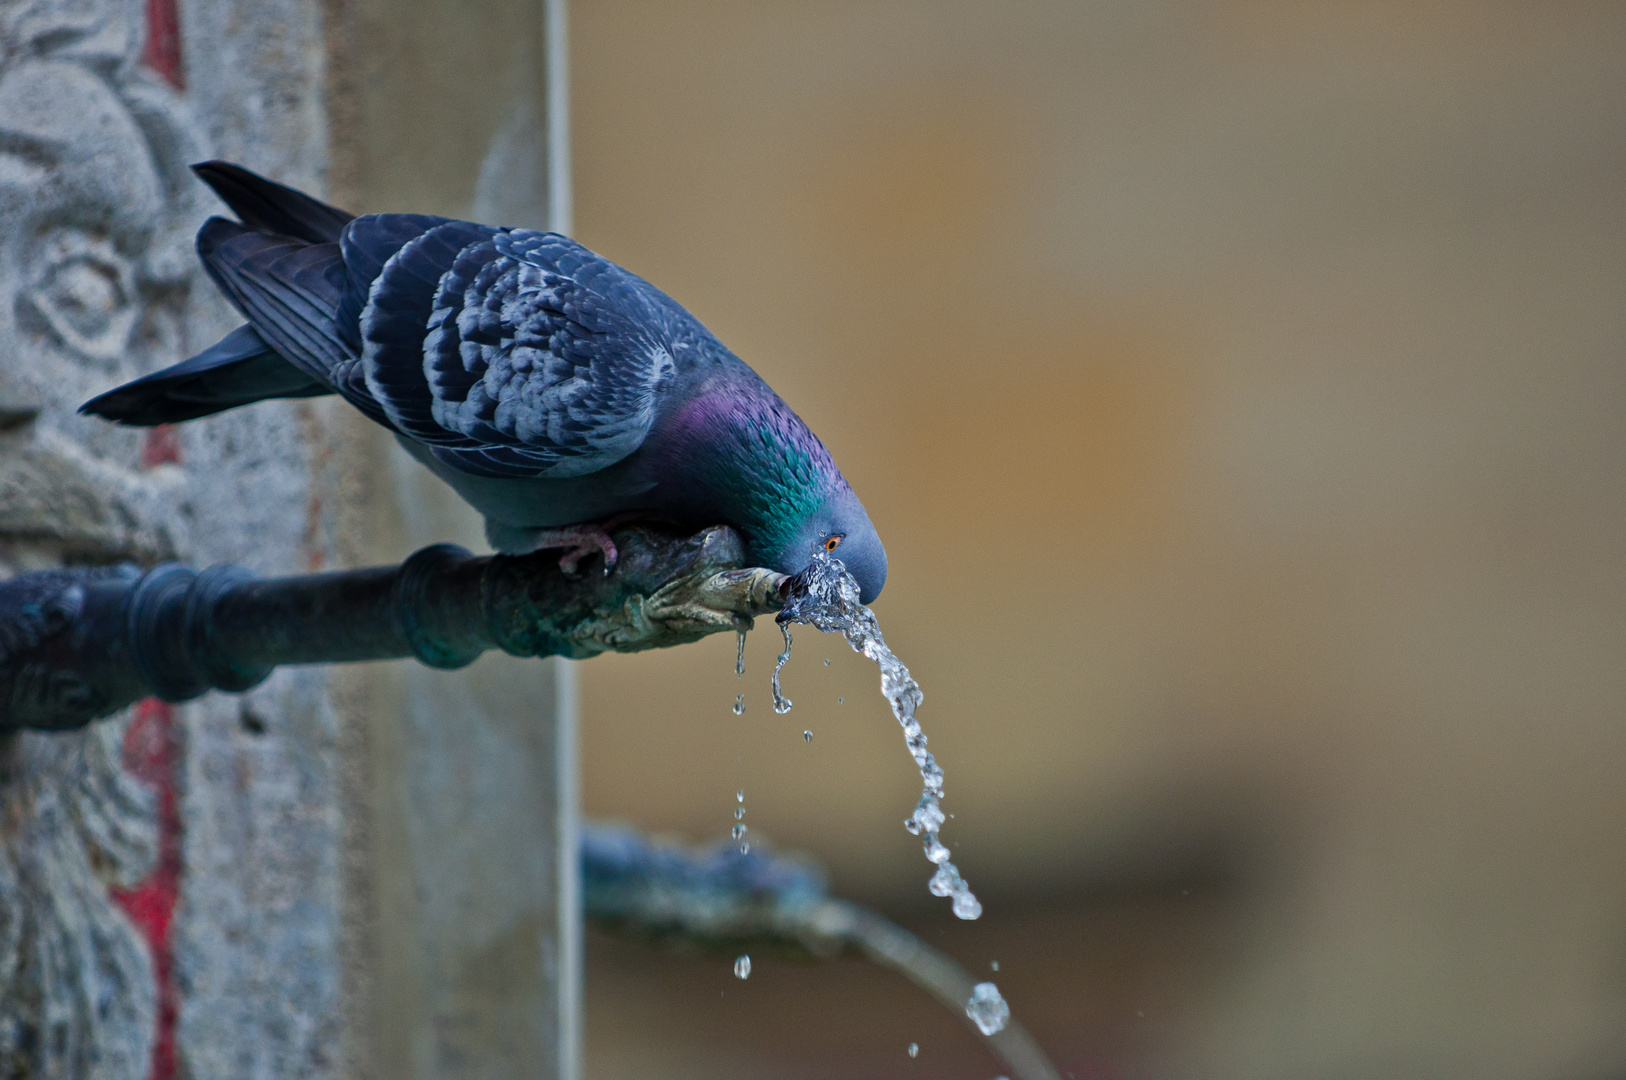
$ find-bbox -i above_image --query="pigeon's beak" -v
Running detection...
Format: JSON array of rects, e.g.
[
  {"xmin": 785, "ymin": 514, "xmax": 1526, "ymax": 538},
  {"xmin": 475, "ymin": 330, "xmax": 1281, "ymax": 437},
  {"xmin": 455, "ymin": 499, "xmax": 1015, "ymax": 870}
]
[
  {"xmin": 844, "ymin": 529, "xmax": 887, "ymax": 605},
  {"xmin": 855, "ymin": 564, "xmax": 885, "ymax": 605}
]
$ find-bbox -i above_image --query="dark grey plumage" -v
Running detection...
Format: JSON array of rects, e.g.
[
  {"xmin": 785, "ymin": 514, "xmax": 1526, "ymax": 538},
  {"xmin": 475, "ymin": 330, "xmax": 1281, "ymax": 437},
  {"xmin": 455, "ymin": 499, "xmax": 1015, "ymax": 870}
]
[{"xmin": 82, "ymin": 162, "xmax": 887, "ymax": 601}]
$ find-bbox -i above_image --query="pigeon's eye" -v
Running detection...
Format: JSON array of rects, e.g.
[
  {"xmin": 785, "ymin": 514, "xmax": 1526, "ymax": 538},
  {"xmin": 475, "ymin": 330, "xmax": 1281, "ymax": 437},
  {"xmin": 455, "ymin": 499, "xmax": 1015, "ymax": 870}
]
[{"xmin": 823, "ymin": 535, "xmax": 843, "ymax": 552}]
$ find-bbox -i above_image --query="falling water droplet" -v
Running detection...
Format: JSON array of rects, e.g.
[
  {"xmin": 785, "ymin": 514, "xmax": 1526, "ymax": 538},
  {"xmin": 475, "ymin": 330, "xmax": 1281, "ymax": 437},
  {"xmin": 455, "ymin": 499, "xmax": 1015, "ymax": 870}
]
[
  {"xmin": 739, "ymin": 841, "xmax": 749, "ymax": 854},
  {"xmin": 907, "ymin": 1042, "xmax": 919, "ymax": 1058},
  {"xmin": 736, "ymin": 790, "xmax": 744, "ymax": 803},
  {"xmin": 953, "ymin": 891, "xmax": 983, "ymax": 920},
  {"xmin": 990, "ymin": 960, "xmax": 999, "ymax": 972},
  {"xmin": 965, "ymin": 982, "xmax": 1009, "ymax": 1036},
  {"xmin": 736, "ymin": 630, "xmax": 746, "ymax": 677},
  {"xmin": 734, "ymin": 955, "xmax": 751, "ymax": 980},
  {"xmin": 732, "ymin": 823, "xmax": 747, "ymax": 840},
  {"xmin": 823, "ymin": 658, "xmax": 831, "ymax": 666},
  {"xmin": 803, "ymin": 730, "xmax": 812, "ymax": 742},
  {"xmin": 732, "ymin": 694, "xmax": 744, "ymax": 715},
  {"xmin": 734, "ymin": 806, "xmax": 745, "ymax": 820}
]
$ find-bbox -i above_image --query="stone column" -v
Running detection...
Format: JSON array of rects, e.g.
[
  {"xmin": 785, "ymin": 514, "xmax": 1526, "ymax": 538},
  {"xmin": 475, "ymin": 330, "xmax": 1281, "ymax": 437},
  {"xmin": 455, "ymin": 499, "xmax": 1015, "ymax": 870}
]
[
  {"xmin": 0, "ymin": 2, "xmax": 582, "ymax": 1075},
  {"xmin": 0, "ymin": 0, "xmax": 342, "ymax": 1077},
  {"xmin": 323, "ymin": 1, "xmax": 580, "ymax": 1077}
]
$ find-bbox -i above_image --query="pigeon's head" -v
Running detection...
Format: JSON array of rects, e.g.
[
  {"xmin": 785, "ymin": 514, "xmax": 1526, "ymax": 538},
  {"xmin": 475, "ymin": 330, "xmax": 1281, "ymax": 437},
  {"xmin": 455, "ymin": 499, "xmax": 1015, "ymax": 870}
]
[
  {"xmin": 773, "ymin": 485, "xmax": 888, "ymax": 604},
  {"xmin": 665, "ymin": 379, "xmax": 888, "ymax": 602}
]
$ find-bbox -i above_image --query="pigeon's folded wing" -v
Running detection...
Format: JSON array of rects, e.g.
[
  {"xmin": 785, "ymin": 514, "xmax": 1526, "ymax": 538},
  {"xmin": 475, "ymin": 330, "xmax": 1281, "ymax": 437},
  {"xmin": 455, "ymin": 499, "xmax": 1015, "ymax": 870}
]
[{"xmin": 358, "ymin": 225, "xmax": 684, "ymax": 479}]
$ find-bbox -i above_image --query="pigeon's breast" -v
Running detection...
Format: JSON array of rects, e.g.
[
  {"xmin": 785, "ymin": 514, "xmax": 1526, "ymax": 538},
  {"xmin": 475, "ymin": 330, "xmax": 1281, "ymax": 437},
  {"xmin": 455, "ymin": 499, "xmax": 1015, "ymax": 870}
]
[{"xmin": 395, "ymin": 435, "xmax": 660, "ymax": 527}]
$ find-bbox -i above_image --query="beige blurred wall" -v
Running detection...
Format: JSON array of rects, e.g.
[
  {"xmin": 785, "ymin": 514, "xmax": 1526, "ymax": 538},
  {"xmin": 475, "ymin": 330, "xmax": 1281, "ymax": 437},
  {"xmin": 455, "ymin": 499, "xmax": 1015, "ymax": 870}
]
[{"xmin": 566, "ymin": 3, "xmax": 1626, "ymax": 1078}]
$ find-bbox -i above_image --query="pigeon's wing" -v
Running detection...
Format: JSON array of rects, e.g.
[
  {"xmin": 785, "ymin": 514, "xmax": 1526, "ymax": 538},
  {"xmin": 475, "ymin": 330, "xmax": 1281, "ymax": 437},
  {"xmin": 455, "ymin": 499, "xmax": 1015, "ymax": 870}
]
[
  {"xmin": 194, "ymin": 220, "xmax": 352, "ymax": 387},
  {"xmin": 80, "ymin": 324, "xmax": 330, "ymax": 425},
  {"xmin": 191, "ymin": 161, "xmax": 355, "ymax": 244},
  {"xmin": 355, "ymin": 225, "xmax": 686, "ymax": 478},
  {"xmin": 197, "ymin": 210, "xmax": 468, "ymax": 428}
]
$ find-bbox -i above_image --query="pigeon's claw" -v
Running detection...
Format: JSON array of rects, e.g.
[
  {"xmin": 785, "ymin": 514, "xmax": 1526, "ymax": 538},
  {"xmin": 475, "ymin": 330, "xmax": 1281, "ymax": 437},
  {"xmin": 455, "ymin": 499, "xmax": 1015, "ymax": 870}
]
[{"xmin": 531, "ymin": 524, "xmax": 620, "ymax": 576}]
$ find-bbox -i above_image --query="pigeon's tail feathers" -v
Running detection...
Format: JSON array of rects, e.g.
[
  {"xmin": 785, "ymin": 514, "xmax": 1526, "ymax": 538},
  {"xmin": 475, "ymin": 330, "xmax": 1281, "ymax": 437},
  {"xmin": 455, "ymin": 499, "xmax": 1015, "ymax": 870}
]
[
  {"xmin": 191, "ymin": 161, "xmax": 355, "ymax": 244},
  {"xmin": 80, "ymin": 325, "xmax": 332, "ymax": 426},
  {"xmin": 195, "ymin": 216, "xmax": 354, "ymax": 389}
]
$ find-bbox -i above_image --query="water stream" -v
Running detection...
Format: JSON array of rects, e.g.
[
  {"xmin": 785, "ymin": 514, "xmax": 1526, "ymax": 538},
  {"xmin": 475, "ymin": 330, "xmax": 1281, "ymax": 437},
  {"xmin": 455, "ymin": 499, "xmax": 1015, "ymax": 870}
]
[
  {"xmin": 770, "ymin": 624, "xmax": 794, "ymax": 714},
  {"xmin": 774, "ymin": 551, "xmax": 983, "ymax": 920}
]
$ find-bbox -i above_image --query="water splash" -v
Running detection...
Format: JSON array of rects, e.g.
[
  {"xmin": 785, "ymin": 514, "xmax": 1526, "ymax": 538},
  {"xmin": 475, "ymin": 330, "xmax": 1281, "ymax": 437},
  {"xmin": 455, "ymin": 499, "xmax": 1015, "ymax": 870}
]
[
  {"xmin": 965, "ymin": 982, "xmax": 1009, "ymax": 1036},
  {"xmin": 770, "ymin": 623, "xmax": 794, "ymax": 713},
  {"xmin": 777, "ymin": 551, "xmax": 983, "ymax": 920},
  {"xmin": 734, "ymin": 955, "xmax": 751, "ymax": 980}
]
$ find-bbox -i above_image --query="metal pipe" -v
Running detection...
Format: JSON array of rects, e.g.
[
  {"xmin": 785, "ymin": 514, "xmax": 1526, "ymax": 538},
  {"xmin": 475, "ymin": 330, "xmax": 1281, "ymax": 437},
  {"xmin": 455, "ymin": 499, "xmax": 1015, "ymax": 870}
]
[
  {"xmin": 581, "ymin": 824, "xmax": 1062, "ymax": 1080},
  {"xmin": 0, "ymin": 524, "xmax": 785, "ymax": 732}
]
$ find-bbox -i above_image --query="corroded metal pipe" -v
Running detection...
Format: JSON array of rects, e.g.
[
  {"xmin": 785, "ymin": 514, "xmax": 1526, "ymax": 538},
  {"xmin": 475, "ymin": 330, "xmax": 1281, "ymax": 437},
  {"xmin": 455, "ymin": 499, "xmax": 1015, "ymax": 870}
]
[{"xmin": 0, "ymin": 525, "xmax": 785, "ymax": 732}]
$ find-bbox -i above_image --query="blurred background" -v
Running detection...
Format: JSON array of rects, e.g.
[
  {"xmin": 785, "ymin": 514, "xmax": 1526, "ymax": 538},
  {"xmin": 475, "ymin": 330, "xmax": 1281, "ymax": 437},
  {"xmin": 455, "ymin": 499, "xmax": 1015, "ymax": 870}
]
[{"xmin": 346, "ymin": 2, "xmax": 1626, "ymax": 1077}]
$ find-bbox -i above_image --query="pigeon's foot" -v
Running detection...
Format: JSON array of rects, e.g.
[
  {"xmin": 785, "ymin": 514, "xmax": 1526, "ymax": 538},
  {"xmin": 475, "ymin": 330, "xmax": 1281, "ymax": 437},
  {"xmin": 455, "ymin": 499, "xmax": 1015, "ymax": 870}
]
[
  {"xmin": 530, "ymin": 524, "xmax": 620, "ymax": 577},
  {"xmin": 516, "ymin": 513, "xmax": 685, "ymax": 577}
]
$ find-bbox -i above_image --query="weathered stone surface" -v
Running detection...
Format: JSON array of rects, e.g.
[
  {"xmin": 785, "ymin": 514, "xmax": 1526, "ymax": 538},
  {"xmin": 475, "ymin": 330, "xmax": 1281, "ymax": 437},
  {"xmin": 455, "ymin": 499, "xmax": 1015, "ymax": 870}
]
[
  {"xmin": 0, "ymin": 444, "xmax": 177, "ymax": 566},
  {"xmin": 0, "ymin": 0, "xmax": 343, "ymax": 1075},
  {"xmin": 1, "ymin": 1, "xmax": 588, "ymax": 1075},
  {"xmin": 325, "ymin": 2, "xmax": 582, "ymax": 1075},
  {"xmin": 0, "ymin": 722, "xmax": 156, "ymax": 1079}
]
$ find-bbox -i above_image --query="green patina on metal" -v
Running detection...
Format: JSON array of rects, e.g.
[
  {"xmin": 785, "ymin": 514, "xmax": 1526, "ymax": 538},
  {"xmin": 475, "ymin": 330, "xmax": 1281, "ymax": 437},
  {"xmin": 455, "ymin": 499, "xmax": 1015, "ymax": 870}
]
[{"xmin": 0, "ymin": 525, "xmax": 786, "ymax": 733}]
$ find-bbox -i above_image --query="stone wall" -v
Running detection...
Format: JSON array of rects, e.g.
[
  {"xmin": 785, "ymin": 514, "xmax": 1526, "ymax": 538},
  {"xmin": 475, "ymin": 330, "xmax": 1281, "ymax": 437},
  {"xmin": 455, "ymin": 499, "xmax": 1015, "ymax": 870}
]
[
  {"xmin": 0, "ymin": 0, "xmax": 345, "ymax": 1075},
  {"xmin": 323, "ymin": 2, "xmax": 578, "ymax": 1075},
  {"xmin": 0, "ymin": 1, "xmax": 578, "ymax": 1077}
]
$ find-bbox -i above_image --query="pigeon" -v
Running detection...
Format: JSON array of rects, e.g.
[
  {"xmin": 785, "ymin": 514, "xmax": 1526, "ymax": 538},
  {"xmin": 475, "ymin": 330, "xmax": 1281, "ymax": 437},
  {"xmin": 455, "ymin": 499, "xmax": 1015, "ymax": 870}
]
[{"xmin": 82, "ymin": 162, "xmax": 887, "ymax": 602}]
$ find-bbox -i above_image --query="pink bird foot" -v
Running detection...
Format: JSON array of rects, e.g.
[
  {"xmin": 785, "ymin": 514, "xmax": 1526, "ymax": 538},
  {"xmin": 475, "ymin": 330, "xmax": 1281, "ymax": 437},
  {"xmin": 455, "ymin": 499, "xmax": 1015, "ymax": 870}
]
[{"xmin": 530, "ymin": 524, "xmax": 620, "ymax": 576}]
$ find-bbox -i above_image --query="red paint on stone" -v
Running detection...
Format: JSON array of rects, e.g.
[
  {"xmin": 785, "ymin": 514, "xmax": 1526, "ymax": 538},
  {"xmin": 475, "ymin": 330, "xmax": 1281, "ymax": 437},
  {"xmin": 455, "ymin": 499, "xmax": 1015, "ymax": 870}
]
[
  {"xmin": 139, "ymin": 425, "xmax": 182, "ymax": 468},
  {"xmin": 111, "ymin": 700, "xmax": 183, "ymax": 1080},
  {"xmin": 141, "ymin": 0, "xmax": 184, "ymax": 90},
  {"xmin": 127, "ymin": 22, "xmax": 185, "ymax": 1080}
]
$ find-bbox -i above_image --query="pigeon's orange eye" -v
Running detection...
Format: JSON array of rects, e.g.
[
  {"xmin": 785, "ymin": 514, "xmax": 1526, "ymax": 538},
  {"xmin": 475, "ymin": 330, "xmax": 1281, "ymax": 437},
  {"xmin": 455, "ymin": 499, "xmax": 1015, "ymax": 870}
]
[{"xmin": 824, "ymin": 536, "xmax": 842, "ymax": 552}]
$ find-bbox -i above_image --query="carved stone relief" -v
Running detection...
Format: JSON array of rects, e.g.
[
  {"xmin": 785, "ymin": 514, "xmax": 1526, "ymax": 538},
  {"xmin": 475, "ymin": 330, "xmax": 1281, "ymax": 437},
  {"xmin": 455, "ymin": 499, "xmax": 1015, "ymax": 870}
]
[
  {"xmin": 0, "ymin": 1, "xmax": 204, "ymax": 1076},
  {"xmin": 0, "ymin": 443, "xmax": 176, "ymax": 570},
  {"xmin": 0, "ymin": 721, "xmax": 158, "ymax": 1078},
  {"xmin": 0, "ymin": 0, "xmax": 198, "ymax": 575}
]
